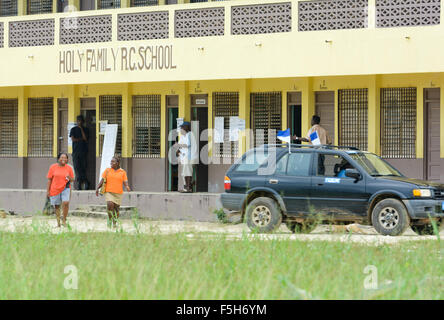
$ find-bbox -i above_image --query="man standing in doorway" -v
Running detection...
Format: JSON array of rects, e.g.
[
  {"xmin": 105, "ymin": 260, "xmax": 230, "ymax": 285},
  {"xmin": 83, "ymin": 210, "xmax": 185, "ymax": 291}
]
[
  {"xmin": 175, "ymin": 122, "xmax": 195, "ymax": 193},
  {"xmin": 70, "ymin": 115, "xmax": 89, "ymax": 190},
  {"xmin": 293, "ymin": 115, "xmax": 331, "ymax": 175},
  {"xmin": 293, "ymin": 115, "xmax": 332, "ymax": 145}
]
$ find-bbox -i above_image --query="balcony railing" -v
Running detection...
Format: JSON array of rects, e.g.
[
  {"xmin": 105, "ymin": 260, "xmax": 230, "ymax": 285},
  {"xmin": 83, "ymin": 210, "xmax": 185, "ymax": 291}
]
[{"xmin": 0, "ymin": 0, "xmax": 441, "ymax": 48}]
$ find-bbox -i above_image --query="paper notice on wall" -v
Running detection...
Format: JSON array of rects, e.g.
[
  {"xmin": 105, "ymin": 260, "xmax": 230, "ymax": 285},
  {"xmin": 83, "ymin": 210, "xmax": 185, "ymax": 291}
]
[
  {"xmin": 214, "ymin": 117, "xmax": 224, "ymax": 143},
  {"xmin": 176, "ymin": 118, "xmax": 184, "ymax": 133},
  {"xmin": 238, "ymin": 118, "xmax": 246, "ymax": 131},
  {"xmin": 67, "ymin": 122, "xmax": 76, "ymax": 147},
  {"xmin": 99, "ymin": 124, "xmax": 118, "ymax": 180},
  {"xmin": 229, "ymin": 116, "xmax": 240, "ymax": 142},
  {"xmin": 99, "ymin": 120, "xmax": 108, "ymax": 135}
]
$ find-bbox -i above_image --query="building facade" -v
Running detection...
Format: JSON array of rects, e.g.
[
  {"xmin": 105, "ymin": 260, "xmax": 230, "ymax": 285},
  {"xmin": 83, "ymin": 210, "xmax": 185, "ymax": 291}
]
[{"xmin": 0, "ymin": 0, "xmax": 443, "ymax": 192}]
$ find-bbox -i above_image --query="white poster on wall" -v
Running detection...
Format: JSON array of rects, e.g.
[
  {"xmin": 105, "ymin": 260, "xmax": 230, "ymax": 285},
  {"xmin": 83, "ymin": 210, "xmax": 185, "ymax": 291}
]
[
  {"xmin": 99, "ymin": 124, "xmax": 118, "ymax": 180},
  {"xmin": 229, "ymin": 116, "xmax": 240, "ymax": 142},
  {"xmin": 176, "ymin": 118, "xmax": 184, "ymax": 133},
  {"xmin": 214, "ymin": 117, "xmax": 224, "ymax": 143},
  {"xmin": 99, "ymin": 120, "xmax": 108, "ymax": 135},
  {"xmin": 67, "ymin": 122, "xmax": 76, "ymax": 147}
]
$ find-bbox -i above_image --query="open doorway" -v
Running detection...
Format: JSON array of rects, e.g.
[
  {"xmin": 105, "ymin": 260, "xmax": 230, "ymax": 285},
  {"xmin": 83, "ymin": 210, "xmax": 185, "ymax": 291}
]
[
  {"xmin": 287, "ymin": 92, "xmax": 302, "ymax": 140},
  {"xmin": 191, "ymin": 94, "xmax": 208, "ymax": 192},
  {"xmin": 80, "ymin": 98, "xmax": 96, "ymax": 190},
  {"xmin": 315, "ymin": 91, "xmax": 335, "ymax": 144},
  {"xmin": 166, "ymin": 95, "xmax": 179, "ymax": 191},
  {"xmin": 57, "ymin": 98, "xmax": 68, "ymax": 154}
]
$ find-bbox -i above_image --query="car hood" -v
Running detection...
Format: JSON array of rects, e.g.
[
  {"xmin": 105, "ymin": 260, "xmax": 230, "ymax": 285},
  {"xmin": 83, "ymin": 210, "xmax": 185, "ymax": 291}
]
[{"xmin": 379, "ymin": 176, "xmax": 444, "ymax": 188}]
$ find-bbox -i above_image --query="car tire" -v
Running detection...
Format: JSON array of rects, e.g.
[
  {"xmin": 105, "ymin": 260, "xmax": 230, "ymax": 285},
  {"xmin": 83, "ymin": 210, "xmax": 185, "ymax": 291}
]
[
  {"xmin": 285, "ymin": 221, "xmax": 316, "ymax": 234},
  {"xmin": 371, "ymin": 198, "xmax": 410, "ymax": 236},
  {"xmin": 245, "ymin": 197, "xmax": 282, "ymax": 233},
  {"xmin": 411, "ymin": 221, "xmax": 442, "ymax": 236}
]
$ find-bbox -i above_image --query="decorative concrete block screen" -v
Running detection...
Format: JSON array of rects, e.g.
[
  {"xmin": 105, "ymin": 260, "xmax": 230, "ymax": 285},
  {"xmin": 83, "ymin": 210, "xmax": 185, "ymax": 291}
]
[
  {"xmin": 175, "ymin": 7, "xmax": 225, "ymax": 38},
  {"xmin": 231, "ymin": 2, "xmax": 291, "ymax": 35},
  {"xmin": 118, "ymin": 11, "xmax": 169, "ymax": 41},
  {"xmin": 0, "ymin": 23, "xmax": 3, "ymax": 48},
  {"xmin": 298, "ymin": 0, "xmax": 368, "ymax": 31},
  {"xmin": 60, "ymin": 15, "xmax": 112, "ymax": 44},
  {"xmin": 376, "ymin": 0, "xmax": 441, "ymax": 28},
  {"xmin": 9, "ymin": 19, "xmax": 54, "ymax": 47}
]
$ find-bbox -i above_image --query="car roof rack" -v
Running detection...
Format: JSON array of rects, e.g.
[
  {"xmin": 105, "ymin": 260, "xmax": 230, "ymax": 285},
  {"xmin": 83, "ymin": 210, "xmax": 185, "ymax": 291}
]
[{"xmin": 261, "ymin": 144, "xmax": 360, "ymax": 151}]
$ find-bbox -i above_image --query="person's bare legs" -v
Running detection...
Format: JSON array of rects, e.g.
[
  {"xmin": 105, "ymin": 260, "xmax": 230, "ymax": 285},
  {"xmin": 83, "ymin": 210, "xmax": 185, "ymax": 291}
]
[
  {"xmin": 54, "ymin": 205, "xmax": 61, "ymax": 227},
  {"xmin": 107, "ymin": 201, "xmax": 115, "ymax": 228},
  {"xmin": 61, "ymin": 201, "xmax": 70, "ymax": 227},
  {"xmin": 113, "ymin": 203, "xmax": 120, "ymax": 228}
]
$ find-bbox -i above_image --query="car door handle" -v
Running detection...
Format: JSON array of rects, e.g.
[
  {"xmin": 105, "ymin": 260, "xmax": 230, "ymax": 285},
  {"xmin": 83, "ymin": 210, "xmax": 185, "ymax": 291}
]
[{"xmin": 269, "ymin": 179, "xmax": 279, "ymax": 184}]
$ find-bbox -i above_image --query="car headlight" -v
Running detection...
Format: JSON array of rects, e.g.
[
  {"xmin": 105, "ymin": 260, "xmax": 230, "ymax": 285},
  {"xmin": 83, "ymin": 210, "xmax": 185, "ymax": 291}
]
[{"xmin": 413, "ymin": 189, "xmax": 432, "ymax": 197}]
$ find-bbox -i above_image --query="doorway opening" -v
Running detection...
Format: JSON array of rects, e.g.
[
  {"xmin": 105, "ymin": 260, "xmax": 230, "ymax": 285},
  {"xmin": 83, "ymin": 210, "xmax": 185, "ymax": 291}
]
[
  {"xmin": 57, "ymin": 98, "xmax": 68, "ymax": 155},
  {"xmin": 424, "ymin": 88, "xmax": 441, "ymax": 181},
  {"xmin": 191, "ymin": 94, "xmax": 208, "ymax": 192},
  {"xmin": 315, "ymin": 91, "xmax": 335, "ymax": 144},
  {"xmin": 80, "ymin": 98, "xmax": 96, "ymax": 190},
  {"xmin": 287, "ymin": 92, "xmax": 302, "ymax": 140},
  {"xmin": 166, "ymin": 95, "xmax": 179, "ymax": 191}
]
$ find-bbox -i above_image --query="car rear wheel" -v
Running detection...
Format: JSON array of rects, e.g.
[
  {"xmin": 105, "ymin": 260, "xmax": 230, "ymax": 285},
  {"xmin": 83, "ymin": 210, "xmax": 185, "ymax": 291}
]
[
  {"xmin": 245, "ymin": 197, "xmax": 282, "ymax": 233},
  {"xmin": 371, "ymin": 198, "xmax": 410, "ymax": 236},
  {"xmin": 411, "ymin": 221, "xmax": 442, "ymax": 235},
  {"xmin": 285, "ymin": 221, "xmax": 317, "ymax": 234}
]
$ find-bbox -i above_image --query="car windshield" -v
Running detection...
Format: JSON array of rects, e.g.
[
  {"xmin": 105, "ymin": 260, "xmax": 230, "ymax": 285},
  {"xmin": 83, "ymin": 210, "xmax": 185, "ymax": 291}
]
[{"xmin": 348, "ymin": 152, "xmax": 403, "ymax": 177}]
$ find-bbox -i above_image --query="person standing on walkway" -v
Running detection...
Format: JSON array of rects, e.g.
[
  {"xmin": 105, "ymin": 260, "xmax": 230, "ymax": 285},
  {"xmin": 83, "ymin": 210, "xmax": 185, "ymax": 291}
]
[
  {"xmin": 292, "ymin": 115, "xmax": 332, "ymax": 145},
  {"xmin": 46, "ymin": 153, "xmax": 74, "ymax": 228},
  {"xmin": 95, "ymin": 156, "xmax": 131, "ymax": 228},
  {"xmin": 175, "ymin": 122, "xmax": 195, "ymax": 193},
  {"xmin": 70, "ymin": 115, "xmax": 89, "ymax": 190},
  {"xmin": 292, "ymin": 115, "xmax": 332, "ymax": 175}
]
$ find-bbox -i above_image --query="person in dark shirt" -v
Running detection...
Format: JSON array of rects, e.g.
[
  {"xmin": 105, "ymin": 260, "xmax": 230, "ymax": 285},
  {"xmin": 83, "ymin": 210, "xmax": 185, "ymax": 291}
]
[{"xmin": 69, "ymin": 115, "xmax": 89, "ymax": 190}]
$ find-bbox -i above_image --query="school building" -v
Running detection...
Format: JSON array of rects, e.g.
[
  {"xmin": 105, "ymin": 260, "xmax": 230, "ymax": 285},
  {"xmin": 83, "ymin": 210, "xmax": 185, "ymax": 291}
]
[{"xmin": 0, "ymin": 0, "xmax": 443, "ymax": 193}]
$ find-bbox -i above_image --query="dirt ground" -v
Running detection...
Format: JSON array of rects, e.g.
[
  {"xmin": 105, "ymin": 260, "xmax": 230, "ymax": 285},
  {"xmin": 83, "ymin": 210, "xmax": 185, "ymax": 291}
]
[{"xmin": 1, "ymin": 215, "xmax": 442, "ymax": 245}]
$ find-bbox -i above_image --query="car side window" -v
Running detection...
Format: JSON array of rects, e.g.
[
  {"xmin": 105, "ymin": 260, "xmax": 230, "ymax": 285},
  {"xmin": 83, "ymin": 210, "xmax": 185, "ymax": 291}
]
[
  {"xmin": 235, "ymin": 149, "xmax": 269, "ymax": 172},
  {"xmin": 316, "ymin": 153, "xmax": 355, "ymax": 177},
  {"xmin": 286, "ymin": 153, "xmax": 312, "ymax": 176},
  {"xmin": 275, "ymin": 154, "xmax": 288, "ymax": 175}
]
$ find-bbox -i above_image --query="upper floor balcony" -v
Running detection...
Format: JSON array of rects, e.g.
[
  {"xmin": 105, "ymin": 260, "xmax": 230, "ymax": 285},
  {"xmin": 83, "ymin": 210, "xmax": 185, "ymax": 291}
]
[{"xmin": 0, "ymin": 0, "xmax": 443, "ymax": 87}]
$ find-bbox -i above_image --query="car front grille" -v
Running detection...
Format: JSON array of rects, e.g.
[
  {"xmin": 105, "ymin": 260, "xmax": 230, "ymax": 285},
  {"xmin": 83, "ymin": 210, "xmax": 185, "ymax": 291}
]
[{"xmin": 433, "ymin": 189, "xmax": 444, "ymax": 200}]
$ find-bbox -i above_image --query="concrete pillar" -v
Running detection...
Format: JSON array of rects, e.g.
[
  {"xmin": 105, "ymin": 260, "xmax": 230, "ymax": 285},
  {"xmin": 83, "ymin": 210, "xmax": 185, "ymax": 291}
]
[
  {"xmin": 160, "ymin": 93, "xmax": 166, "ymax": 158},
  {"xmin": 301, "ymin": 77, "xmax": 314, "ymax": 139},
  {"xmin": 52, "ymin": 97, "xmax": 58, "ymax": 158},
  {"xmin": 334, "ymin": 89, "xmax": 338, "ymax": 145},
  {"xmin": 368, "ymin": 75, "xmax": 380, "ymax": 155},
  {"xmin": 67, "ymin": 85, "xmax": 80, "ymax": 155},
  {"xmin": 238, "ymin": 79, "xmax": 250, "ymax": 155},
  {"xmin": 282, "ymin": 91, "xmax": 287, "ymax": 130},
  {"xmin": 441, "ymin": 74, "xmax": 444, "ymax": 158},
  {"xmin": 18, "ymin": 0, "xmax": 26, "ymax": 15},
  {"xmin": 178, "ymin": 81, "xmax": 190, "ymax": 121},
  {"xmin": 69, "ymin": 0, "xmax": 81, "ymax": 11},
  {"xmin": 122, "ymin": 83, "xmax": 132, "ymax": 158},
  {"xmin": 207, "ymin": 91, "xmax": 213, "ymax": 158},
  {"xmin": 121, "ymin": 0, "xmax": 131, "ymax": 8}
]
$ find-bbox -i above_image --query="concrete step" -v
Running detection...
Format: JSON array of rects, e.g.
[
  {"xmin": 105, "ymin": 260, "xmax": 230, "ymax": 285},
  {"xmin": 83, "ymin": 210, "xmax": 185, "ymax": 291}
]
[
  {"xmin": 74, "ymin": 205, "xmax": 137, "ymax": 214},
  {"xmin": 69, "ymin": 210, "xmax": 134, "ymax": 219}
]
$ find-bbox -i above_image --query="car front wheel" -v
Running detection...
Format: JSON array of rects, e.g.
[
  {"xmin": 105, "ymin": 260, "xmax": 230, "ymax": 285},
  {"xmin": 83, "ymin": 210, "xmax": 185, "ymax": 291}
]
[
  {"xmin": 371, "ymin": 198, "xmax": 410, "ymax": 236},
  {"xmin": 245, "ymin": 197, "xmax": 282, "ymax": 233}
]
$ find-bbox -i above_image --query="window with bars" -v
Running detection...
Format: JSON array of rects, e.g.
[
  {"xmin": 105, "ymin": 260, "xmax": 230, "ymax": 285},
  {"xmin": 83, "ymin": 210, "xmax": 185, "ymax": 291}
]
[
  {"xmin": 99, "ymin": 95, "xmax": 122, "ymax": 156},
  {"xmin": 27, "ymin": 0, "xmax": 52, "ymax": 14},
  {"xmin": 28, "ymin": 98, "xmax": 53, "ymax": 157},
  {"xmin": 0, "ymin": 0, "xmax": 17, "ymax": 16},
  {"xmin": 0, "ymin": 99, "xmax": 18, "ymax": 157},
  {"xmin": 98, "ymin": 0, "xmax": 120, "ymax": 9},
  {"xmin": 213, "ymin": 92, "xmax": 239, "ymax": 158},
  {"xmin": 131, "ymin": 0, "xmax": 158, "ymax": 6},
  {"xmin": 380, "ymin": 87, "xmax": 416, "ymax": 159},
  {"xmin": 132, "ymin": 95, "xmax": 161, "ymax": 158},
  {"xmin": 338, "ymin": 89, "xmax": 368, "ymax": 151},
  {"xmin": 251, "ymin": 92, "xmax": 282, "ymax": 147}
]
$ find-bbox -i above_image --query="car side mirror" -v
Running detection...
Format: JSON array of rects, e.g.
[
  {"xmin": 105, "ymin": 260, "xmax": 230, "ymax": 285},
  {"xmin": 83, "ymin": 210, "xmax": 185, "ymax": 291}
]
[{"xmin": 345, "ymin": 168, "xmax": 361, "ymax": 181}]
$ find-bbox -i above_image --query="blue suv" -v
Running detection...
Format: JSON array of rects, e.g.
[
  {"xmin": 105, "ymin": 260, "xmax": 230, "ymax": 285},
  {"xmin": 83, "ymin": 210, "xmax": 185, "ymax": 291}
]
[{"xmin": 221, "ymin": 144, "xmax": 444, "ymax": 236}]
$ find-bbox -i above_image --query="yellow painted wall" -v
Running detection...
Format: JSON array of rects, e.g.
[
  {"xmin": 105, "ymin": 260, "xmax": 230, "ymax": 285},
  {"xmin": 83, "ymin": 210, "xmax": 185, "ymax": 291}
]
[{"xmin": 1, "ymin": 0, "xmax": 444, "ymax": 87}]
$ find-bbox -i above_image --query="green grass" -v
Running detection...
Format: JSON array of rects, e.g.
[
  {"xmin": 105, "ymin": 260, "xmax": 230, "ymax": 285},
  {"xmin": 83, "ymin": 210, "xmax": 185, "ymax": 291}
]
[{"xmin": 0, "ymin": 229, "xmax": 442, "ymax": 299}]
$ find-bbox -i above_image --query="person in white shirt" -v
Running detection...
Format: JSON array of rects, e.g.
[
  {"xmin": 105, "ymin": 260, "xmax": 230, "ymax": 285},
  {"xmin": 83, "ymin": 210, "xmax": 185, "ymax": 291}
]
[{"xmin": 175, "ymin": 122, "xmax": 195, "ymax": 193}]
